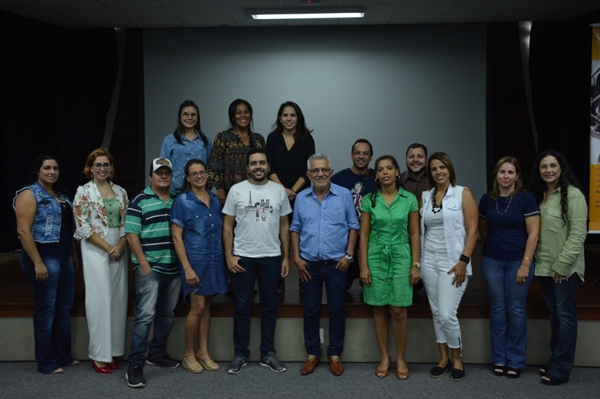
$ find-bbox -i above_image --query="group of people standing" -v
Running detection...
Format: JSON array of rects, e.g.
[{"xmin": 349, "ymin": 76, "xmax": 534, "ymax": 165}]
[{"xmin": 14, "ymin": 98, "xmax": 587, "ymax": 389}]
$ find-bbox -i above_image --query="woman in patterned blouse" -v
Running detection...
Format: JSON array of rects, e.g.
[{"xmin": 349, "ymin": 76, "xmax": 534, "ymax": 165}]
[
  {"xmin": 208, "ymin": 99, "xmax": 265, "ymax": 204},
  {"xmin": 73, "ymin": 147, "xmax": 129, "ymax": 374}
]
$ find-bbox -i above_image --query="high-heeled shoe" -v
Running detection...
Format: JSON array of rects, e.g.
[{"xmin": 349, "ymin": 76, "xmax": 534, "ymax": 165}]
[
  {"xmin": 107, "ymin": 360, "xmax": 120, "ymax": 370},
  {"xmin": 91, "ymin": 360, "xmax": 112, "ymax": 374}
]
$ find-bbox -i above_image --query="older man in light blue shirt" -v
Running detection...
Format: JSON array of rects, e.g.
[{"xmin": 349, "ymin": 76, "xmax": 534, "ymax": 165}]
[{"xmin": 290, "ymin": 153, "xmax": 359, "ymax": 377}]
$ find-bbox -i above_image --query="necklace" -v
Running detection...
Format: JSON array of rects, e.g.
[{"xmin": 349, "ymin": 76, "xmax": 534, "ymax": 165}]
[
  {"xmin": 496, "ymin": 195, "xmax": 513, "ymax": 216},
  {"xmin": 431, "ymin": 187, "xmax": 447, "ymax": 214}
]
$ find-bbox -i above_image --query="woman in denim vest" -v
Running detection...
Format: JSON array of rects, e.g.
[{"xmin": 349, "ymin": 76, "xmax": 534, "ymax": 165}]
[
  {"xmin": 14, "ymin": 154, "xmax": 80, "ymax": 374},
  {"xmin": 74, "ymin": 147, "xmax": 129, "ymax": 373}
]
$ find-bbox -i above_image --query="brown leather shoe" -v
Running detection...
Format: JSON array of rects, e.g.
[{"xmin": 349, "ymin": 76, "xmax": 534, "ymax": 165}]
[
  {"xmin": 329, "ymin": 356, "xmax": 344, "ymax": 376},
  {"xmin": 301, "ymin": 355, "xmax": 320, "ymax": 375}
]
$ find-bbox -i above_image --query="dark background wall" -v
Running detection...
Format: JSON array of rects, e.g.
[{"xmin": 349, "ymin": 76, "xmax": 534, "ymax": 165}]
[{"xmin": 1, "ymin": 9, "xmax": 598, "ymax": 253}]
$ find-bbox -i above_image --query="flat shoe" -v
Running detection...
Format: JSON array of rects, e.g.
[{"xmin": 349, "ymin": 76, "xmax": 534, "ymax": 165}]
[
  {"xmin": 450, "ymin": 366, "xmax": 465, "ymax": 382},
  {"xmin": 198, "ymin": 358, "xmax": 220, "ymax": 372},
  {"xmin": 506, "ymin": 367, "xmax": 521, "ymax": 379},
  {"xmin": 397, "ymin": 369, "xmax": 410, "ymax": 380},
  {"xmin": 541, "ymin": 375, "xmax": 568, "ymax": 386},
  {"xmin": 493, "ymin": 364, "xmax": 506, "ymax": 376},
  {"xmin": 375, "ymin": 367, "xmax": 389, "ymax": 378},
  {"xmin": 182, "ymin": 353, "xmax": 203, "ymax": 374},
  {"xmin": 429, "ymin": 363, "xmax": 451, "ymax": 378}
]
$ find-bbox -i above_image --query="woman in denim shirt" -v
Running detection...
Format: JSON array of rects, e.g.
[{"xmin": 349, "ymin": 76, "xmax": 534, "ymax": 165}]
[
  {"xmin": 160, "ymin": 100, "xmax": 212, "ymax": 193},
  {"xmin": 172, "ymin": 159, "xmax": 228, "ymax": 373},
  {"xmin": 14, "ymin": 154, "xmax": 79, "ymax": 374},
  {"xmin": 74, "ymin": 147, "xmax": 129, "ymax": 373}
]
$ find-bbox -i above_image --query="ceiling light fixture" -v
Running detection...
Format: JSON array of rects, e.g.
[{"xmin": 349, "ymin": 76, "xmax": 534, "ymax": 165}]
[{"xmin": 247, "ymin": 8, "xmax": 365, "ymax": 21}]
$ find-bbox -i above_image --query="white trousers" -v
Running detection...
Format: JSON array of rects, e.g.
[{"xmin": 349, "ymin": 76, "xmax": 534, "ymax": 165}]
[
  {"xmin": 81, "ymin": 228, "xmax": 128, "ymax": 362},
  {"xmin": 421, "ymin": 251, "xmax": 468, "ymax": 349}
]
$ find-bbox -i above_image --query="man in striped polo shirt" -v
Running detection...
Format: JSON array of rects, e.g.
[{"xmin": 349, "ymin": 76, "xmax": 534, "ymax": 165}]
[{"xmin": 124, "ymin": 158, "xmax": 181, "ymax": 388}]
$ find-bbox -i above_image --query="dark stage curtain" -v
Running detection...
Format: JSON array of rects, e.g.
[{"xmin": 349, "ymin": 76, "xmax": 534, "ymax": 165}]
[
  {"xmin": 1, "ymin": 10, "xmax": 118, "ymax": 252},
  {"xmin": 529, "ymin": 13, "xmax": 599, "ymax": 195}
]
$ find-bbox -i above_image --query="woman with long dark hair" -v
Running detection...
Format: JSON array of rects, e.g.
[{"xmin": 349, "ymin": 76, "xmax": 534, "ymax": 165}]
[
  {"xmin": 359, "ymin": 155, "xmax": 420, "ymax": 380},
  {"xmin": 266, "ymin": 101, "xmax": 315, "ymax": 203},
  {"xmin": 14, "ymin": 154, "xmax": 79, "ymax": 374},
  {"xmin": 529, "ymin": 150, "xmax": 587, "ymax": 386},
  {"xmin": 160, "ymin": 100, "xmax": 211, "ymax": 192},
  {"xmin": 171, "ymin": 159, "xmax": 228, "ymax": 373},
  {"xmin": 478, "ymin": 156, "xmax": 539, "ymax": 378},
  {"xmin": 208, "ymin": 99, "xmax": 265, "ymax": 204}
]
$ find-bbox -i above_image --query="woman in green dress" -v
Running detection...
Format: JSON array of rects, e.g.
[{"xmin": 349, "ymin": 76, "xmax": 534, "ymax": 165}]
[{"xmin": 359, "ymin": 155, "xmax": 420, "ymax": 380}]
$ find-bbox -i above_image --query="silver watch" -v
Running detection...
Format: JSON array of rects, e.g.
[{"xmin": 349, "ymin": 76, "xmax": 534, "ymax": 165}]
[{"xmin": 344, "ymin": 253, "xmax": 354, "ymax": 263}]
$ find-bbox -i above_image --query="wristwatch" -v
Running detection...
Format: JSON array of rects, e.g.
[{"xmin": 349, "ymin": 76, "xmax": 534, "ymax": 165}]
[
  {"xmin": 412, "ymin": 261, "xmax": 421, "ymax": 269},
  {"xmin": 344, "ymin": 252, "xmax": 354, "ymax": 263}
]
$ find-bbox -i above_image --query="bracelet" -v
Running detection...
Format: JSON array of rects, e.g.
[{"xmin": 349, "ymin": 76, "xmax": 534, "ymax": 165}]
[
  {"xmin": 459, "ymin": 254, "xmax": 470, "ymax": 263},
  {"xmin": 523, "ymin": 256, "xmax": 531, "ymax": 261}
]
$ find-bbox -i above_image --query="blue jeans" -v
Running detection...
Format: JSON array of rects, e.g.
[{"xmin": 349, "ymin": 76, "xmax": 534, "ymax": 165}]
[
  {"xmin": 128, "ymin": 269, "xmax": 181, "ymax": 367},
  {"xmin": 231, "ymin": 256, "xmax": 281, "ymax": 358},
  {"xmin": 302, "ymin": 260, "xmax": 347, "ymax": 357},
  {"xmin": 539, "ymin": 274, "xmax": 581, "ymax": 381},
  {"xmin": 480, "ymin": 255, "xmax": 534, "ymax": 369},
  {"xmin": 21, "ymin": 251, "xmax": 75, "ymax": 374}
]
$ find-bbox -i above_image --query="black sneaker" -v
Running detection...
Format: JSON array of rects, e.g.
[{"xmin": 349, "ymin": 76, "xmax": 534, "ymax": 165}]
[
  {"xmin": 146, "ymin": 353, "xmax": 180, "ymax": 369},
  {"xmin": 226, "ymin": 356, "xmax": 248, "ymax": 374},
  {"xmin": 259, "ymin": 352, "xmax": 287, "ymax": 373},
  {"xmin": 126, "ymin": 366, "xmax": 146, "ymax": 388}
]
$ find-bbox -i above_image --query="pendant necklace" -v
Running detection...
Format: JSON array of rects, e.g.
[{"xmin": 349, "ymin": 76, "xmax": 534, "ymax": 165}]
[
  {"xmin": 496, "ymin": 195, "xmax": 513, "ymax": 216},
  {"xmin": 431, "ymin": 187, "xmax": 447, "ymax": 214}
]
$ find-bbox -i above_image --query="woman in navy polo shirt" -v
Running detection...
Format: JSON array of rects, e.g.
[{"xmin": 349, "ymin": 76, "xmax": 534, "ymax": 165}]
[{"xmin": 478, "ymin": 156, "xmax": 539, "ymax": 379}]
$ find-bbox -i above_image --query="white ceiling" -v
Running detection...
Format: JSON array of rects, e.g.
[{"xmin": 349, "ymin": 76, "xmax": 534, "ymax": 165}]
[{"xmin": 0, "ymin": 0, "xmax": 598, "ymax": 28}]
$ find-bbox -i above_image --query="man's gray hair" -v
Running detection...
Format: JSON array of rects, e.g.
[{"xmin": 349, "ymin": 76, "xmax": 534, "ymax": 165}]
[{"xmin": 307, "ymin": 153, "xmax": 330, "ymax": 169}]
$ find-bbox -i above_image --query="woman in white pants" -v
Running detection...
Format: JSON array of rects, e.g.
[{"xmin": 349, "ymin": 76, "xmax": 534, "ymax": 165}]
[
  {"xmin": 420, "ymin": 152, "xmax": 478, "ymax": 382},
  {"xmin": 74, "ymin": 147, "xmax": 129, "ymax": 374}
]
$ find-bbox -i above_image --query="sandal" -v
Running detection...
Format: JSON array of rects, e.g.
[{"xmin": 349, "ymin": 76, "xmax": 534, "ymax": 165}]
[
  {"xmin": 197, "ymin": 357, "xmax": 220, "ymax": 372},
  {"xmin": 539, "ymin": 367, "xmax": 548, "ymax": 377},
  {"xmin": 541, "ymin": 375, "xmax": 568, "ymax": 386},
  {"xmin": 493, "ymin": 364, "xmax": 506, "ymax": 376},
  {"xmin": 506, "ymin": 368, "xmax": 521, "ymax": 379},
  {"xmin": 182, "ymin": 353, "xmax": 203, "ymax": 374}
]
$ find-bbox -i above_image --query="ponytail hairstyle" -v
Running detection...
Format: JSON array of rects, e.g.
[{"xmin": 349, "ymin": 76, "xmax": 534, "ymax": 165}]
[{"xmin": 369, "ymin": 155, "xmax": 402, "ymax": 208}]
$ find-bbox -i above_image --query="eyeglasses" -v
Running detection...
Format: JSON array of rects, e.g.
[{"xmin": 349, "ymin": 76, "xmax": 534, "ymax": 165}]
[
  {"xmin": 181, "ymin": 112, "xmax": 198, "ymax": 118},
  {"xmin": 188, "ymin": 171, "xmax": 208, "ymax": 178},
  {"xmin": 92, "ymin": 163, "xmax": 112, "ymax": 170},
  {"xmin": 308, "ymin": 168, "xmax": 332, "ymax": 175}
]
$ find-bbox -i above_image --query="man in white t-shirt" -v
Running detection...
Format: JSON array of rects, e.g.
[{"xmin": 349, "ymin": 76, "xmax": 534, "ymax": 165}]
[{"xmin": 222, "ymin": 148, "xmax": 292, "ymax": 374}]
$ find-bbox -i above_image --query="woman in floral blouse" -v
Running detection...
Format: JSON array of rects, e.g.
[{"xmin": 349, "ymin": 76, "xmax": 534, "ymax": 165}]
[
  {"xmin": 208, "ymin": 99, "xmax": 265, "ymax": 204},
  {"xmin": 73, "ymin": 147, "xmax": 129, "ymax": 374}
]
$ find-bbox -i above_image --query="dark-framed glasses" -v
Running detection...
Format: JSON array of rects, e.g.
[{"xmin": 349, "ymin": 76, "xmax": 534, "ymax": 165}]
[{"xmin": 92, "ymin": 162, "xmax": 112, "ymax": 170}]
